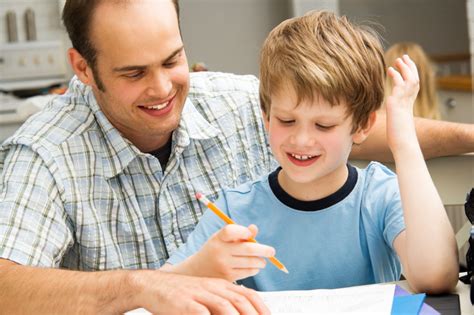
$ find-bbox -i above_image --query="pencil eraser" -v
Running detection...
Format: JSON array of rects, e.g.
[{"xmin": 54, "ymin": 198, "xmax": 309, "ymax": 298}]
[{"xmin": 195, "ymin": 192, "xmax": 202, "ymax": 199}]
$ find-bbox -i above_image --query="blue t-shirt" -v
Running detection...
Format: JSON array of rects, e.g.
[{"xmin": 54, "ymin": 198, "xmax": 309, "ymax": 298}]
[{"xmin": 168, "ymin": 162, "xmax": 405, "ymax": 291}]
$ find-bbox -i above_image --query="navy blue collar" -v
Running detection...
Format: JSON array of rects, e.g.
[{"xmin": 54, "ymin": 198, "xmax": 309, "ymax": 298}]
[{"xmin": 268, "ymin": 164, "xmax": 357, "ymax": 211}]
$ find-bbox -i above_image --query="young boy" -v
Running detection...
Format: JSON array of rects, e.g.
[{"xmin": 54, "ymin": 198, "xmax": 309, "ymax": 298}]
[{"xmin": 162, "ymin": 11, "xmax": 458, "ymax": 293}]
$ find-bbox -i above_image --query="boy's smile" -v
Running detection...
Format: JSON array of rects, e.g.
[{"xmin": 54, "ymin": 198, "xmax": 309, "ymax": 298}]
[
  {"xmin": 265, "ymin": 85, "xmax": 366, "ymax": 201},
  {"xmin": 287, "ymin": 153, "xmax": 320, "ymax": 167}
]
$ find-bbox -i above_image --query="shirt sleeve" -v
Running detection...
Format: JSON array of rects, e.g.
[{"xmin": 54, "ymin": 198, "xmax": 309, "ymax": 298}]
[
  {"xmin": 167, "ymin": 196, "xmax": 227, "ymax": 265},
  {"xmin": 364, "ymin": 162, "xmax": 405, "ymax": 249},
  {"xmin": 0, "ymin": 144, "xmax": 73, "ymax": 267},
  {"xmin": 361, "ymin": 162, "xmax": 405, "ymax": 282}
]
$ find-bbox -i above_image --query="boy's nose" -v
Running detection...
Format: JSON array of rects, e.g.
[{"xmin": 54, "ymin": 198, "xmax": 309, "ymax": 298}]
[{"xmin": 290, "ymin": 126, "xmax": 315, "ymax": 147}]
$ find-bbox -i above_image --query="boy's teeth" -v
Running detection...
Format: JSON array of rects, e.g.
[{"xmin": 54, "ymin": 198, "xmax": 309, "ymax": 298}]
[{"xmin": 291, "ymin": 153, "xmax": 314, "ymax": 160}]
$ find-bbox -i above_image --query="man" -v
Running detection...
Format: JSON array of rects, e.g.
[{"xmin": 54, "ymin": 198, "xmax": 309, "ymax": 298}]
[{"xmin": 0, "ymin": 0, "xmax": 472, "ymax": 313}]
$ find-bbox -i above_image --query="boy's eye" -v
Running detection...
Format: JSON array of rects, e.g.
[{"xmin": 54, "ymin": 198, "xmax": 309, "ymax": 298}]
[
  {"xmin": 316, "ymin": 124, "xmax": 334, "ymax": 130},
  {"xmin": 277, "ymin": 118, "xmax": 294, "ymax": 125}
]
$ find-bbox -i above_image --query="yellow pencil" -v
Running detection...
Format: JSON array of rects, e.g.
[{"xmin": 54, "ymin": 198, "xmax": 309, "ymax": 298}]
[{"xmin": 195, "ymin": 192, "xmax": 289, "ymax": 274}]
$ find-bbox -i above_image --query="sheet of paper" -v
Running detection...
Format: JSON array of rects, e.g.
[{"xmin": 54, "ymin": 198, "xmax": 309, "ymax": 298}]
[
  {"xmin": 258, "ymin": 283, "xmax": 395, "ymax": 314},
  {"xmin": 125, "ymin": 283, "xmax": 395, "ymax": 314}
]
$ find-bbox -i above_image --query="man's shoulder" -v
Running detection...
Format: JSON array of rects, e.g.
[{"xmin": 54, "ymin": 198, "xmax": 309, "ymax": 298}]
[
  {"xmin": 1, "ymin": 93, "xmax": 99, "ymax": 155},
  {"xmin": 189, "ymin": 71, "xmax": 259, "ymax": 99},
  {"xmin": 187, "ymin": 72, "xmax": 262, "ymax": 123}
]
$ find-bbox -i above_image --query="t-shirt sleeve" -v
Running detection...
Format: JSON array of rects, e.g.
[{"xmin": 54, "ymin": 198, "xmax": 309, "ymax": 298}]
[
  {"xmin": 365, "ymin": 162, "xmax": 406, "ymax": 249},
  {"xmin": 166, "ymin": 195, "xmax": 227, "ymax": 265},
  {"xmin": 0, "ymin": 144, "xmax": 73, "ymax": 267}
]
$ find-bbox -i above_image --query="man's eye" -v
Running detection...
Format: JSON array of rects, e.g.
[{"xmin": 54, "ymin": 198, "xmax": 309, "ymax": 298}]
[
  {"xmin": 125, "ymin": 72, "xmax": 144, "ymax": 79},
  {"xmin": 163, "ymin": 60, "xmax": 178, "ymax": 68}
]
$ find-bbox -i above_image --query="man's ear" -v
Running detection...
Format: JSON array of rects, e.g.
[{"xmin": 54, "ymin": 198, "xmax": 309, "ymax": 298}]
[
  {"xmin": 67, "ymin": 47, "xmax": 94, "ymax": 86},
  {"xmin": 352, "ymin": 111, "xmax": 377, "ymax": 145}
]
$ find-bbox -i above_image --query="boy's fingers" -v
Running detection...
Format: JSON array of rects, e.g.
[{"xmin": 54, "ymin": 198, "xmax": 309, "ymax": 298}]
[
  {"xmin": 248, "ymin": 224, "xmax": 259, "ymax": 238},
  {"xmin": 229, "ymin": 256, "xmax": 267, "ymax": 269},
  {"xmin": 233, "ymin": 242, "xmax": 276, "ymax": 258},
  {"xmin": 394, "ymin": 57, "xmax": 412, "ymax": 80},
  {"xmin": 388, "ymin": 67, "xmax": 404, "ymax": 87},
  {"xmin": 218, "ymin": 224, "xmax": 253, "ymax": 242},
  {"xmin": 397, "ymin": 55, "xmax": 419, "ymax": 84},
  {"xmin": 403, "ymin": 54, "xmax": 418, "ymax": 75},
  {"xmin": 232, "ymin": 268, "xmax": 262, "ymax": 279}
]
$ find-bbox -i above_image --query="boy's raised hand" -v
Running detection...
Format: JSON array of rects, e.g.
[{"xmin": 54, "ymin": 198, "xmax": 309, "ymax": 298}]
[
  {"xmin": 384, "ymin": 54, "xmax": 420, "ymax": 153},
  {"xmin": 187, "ymin": 224, "xmax": 276, "ymax": 282}
]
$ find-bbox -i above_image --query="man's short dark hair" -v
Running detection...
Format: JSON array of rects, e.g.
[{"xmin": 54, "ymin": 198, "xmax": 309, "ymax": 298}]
[{"xmin": 62, "ymin": 0, "xmax": 180, "ymax": 91}]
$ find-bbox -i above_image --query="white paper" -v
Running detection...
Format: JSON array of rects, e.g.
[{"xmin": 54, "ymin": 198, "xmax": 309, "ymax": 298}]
[
  {"xmin": 125, "ymin": 284, "xmax": 395, "ymax": 315},
  {"xmin": 258, "ymin": 283, "xmax": 395, "ymax": 314}
]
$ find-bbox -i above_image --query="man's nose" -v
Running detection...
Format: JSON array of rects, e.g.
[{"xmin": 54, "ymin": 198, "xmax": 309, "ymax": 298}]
[{"xmin": 146, "ymin": 72, "xmax": 172, "ymax": 98}]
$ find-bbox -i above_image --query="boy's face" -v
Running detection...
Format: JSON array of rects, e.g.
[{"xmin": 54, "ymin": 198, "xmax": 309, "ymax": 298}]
[{"xmin": 264, "ymin": 86, "xmax": 371, "ymax": 200}]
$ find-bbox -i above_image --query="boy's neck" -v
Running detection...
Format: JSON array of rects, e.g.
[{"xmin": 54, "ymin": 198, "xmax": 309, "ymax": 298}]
[{"xmin": 277, "ymin": 164, "xmax": 349, "ymax": 201}]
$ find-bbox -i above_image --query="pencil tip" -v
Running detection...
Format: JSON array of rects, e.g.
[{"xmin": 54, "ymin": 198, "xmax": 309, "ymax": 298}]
[
  {"xmin": 195, "ymin": 192, "xmax": 202, "ymax": 199},
  {"xmin": 282, "ymin": 267, "xmax": 289, "ymax": 274}
]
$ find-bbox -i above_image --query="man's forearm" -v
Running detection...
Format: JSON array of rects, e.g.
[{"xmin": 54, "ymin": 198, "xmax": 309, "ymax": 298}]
[
  {"xmin": 350, "ymin": 111, "xmax": 474, "ymax": 162},
  {"xmin": 0, "ymin": 260, "xmax": 136, "ymax": 314},
  {"xmin": 0, "ymin": 259, "xmax": 271, "ymax": 314}
]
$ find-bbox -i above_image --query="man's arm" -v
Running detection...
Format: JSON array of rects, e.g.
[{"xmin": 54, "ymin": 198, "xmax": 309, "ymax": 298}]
[
  {"xmin": 350, "ymin": 110, "xmax": 474, "ymax": 162},
  {"xmin": 0, "ymin": 258, "xmax": 269, "ymax": 314}
]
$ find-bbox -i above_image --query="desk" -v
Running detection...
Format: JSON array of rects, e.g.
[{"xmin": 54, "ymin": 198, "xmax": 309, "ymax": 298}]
[{"xmin": 396, "ymin": 279, "xmax": 473, "ymax": 314}]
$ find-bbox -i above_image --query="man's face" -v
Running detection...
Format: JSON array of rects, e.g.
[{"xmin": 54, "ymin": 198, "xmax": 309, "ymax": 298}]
[{"xmin": 88, "ymin": 0, "xmax": 189, "ymax": 152}]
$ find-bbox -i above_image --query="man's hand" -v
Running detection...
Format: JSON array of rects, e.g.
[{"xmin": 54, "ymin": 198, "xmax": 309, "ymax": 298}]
[
  {"xmin": 0, "ymin": 258, "xmax": 270, "ymax": 315},
  {"xmin": 133, "ymin": 270, "xmax": 270, "ymax": 315}
]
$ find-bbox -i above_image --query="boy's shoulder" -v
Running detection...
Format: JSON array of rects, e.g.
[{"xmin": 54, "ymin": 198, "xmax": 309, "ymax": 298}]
[
  {"xmin": 358, "ymin": 161, "xmax": 396, "ymax": 179},
  {"xmin": 354, "ymin": 161, "xmax": 401, "ymax": 206},
  {"xmin": 219, "ymin": 172, "xmax": 272, "ymax": 205}
]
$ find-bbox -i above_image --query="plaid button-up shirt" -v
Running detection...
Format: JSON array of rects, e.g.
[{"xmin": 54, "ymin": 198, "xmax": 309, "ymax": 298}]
[{"xmin": 0, "ymin": 72, "xmax": 276, "ymax": 270}]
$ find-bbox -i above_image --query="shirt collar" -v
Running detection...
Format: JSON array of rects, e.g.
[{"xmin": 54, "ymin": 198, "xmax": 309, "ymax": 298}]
[{"xmin": 75, "ymin": 77, "xmax": 219, "ymax": 178}]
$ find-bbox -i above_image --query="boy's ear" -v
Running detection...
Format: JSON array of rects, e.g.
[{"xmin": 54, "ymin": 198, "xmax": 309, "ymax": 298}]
[
  {"xmin": 67, "ymin": 47, "xmax": 95, "ymax": 86},
  {"xmin": 352, "ymin": 111, "xmax": 377, "ymax": 145}
]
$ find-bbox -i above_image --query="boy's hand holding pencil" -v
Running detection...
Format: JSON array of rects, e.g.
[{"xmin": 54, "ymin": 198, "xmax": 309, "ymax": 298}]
[
  {"xmin": 178, "ymin": 193, "xmax": 287, "ymax": 283},
  {"xmin": 188, "ymin": 223, "xmax": 275, "ymax": 282}
]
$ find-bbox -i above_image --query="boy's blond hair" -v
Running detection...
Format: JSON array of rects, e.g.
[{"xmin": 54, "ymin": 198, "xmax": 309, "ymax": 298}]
[
  {"xmin": 259, "ymin": 10, "xmax": 385, "ymax": 133},
  {"xmin": 384, "ymin": 42, "xmax": 441, "ymax": 120}
]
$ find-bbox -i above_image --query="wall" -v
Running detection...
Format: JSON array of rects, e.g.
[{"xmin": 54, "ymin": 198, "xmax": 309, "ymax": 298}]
[
  {"xmin": 0, "ymin": 0, "xmax": 72, "ymax": 81},
  {"xmin": 0, "ymin": 0, "xmax": 63, "ymax": 43},
  {"xmin": 1, "ymin": 0, "xmax": 471, "ymax": 78},
  {"xmin": 180, "ymin": 0, "xmax": 290, "ymax": 76},
  {"xmin": 290, "ymin": 0, "xmax": 339, "ymax": 16},
  {"xmin": 339, "ymin": 0, "xmax": 470, "ymax": 57}
]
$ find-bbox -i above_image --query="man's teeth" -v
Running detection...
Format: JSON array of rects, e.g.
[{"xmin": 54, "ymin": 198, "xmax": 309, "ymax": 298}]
[
  {"xmin": 144, "ymin": 102, "xmax": 169, "ymax": 110},
  {"xmin": 290, "ymin": 153, "xmax": 315, "ymax": 161}
]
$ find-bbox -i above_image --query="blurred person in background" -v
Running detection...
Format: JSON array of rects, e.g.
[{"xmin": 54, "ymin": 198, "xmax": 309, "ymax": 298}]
[{"xmin": 384, "ymin": 42, "xmax": 442, "ymax": 120}]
